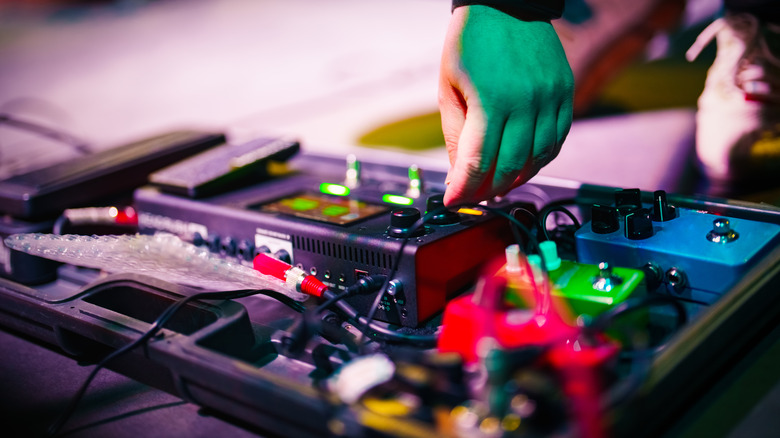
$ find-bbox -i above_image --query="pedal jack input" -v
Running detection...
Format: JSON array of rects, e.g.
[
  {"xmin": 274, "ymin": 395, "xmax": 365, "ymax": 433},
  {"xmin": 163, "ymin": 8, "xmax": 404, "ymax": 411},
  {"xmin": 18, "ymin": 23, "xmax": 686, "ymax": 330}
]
[{"xmin": 666, "ymin": 267, "xmax": 687, "ymax": 293}]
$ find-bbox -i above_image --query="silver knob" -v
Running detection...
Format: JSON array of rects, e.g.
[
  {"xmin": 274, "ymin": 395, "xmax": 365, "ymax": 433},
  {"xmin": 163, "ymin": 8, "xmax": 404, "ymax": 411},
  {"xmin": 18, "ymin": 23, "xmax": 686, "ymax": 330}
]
[
  {"xmin": 706, "ymin": 218, "xmax": 739, "ymax": 243},
  {"xmin": 592, "ymin": 261, "xmax": 623, "ymax": 292}
]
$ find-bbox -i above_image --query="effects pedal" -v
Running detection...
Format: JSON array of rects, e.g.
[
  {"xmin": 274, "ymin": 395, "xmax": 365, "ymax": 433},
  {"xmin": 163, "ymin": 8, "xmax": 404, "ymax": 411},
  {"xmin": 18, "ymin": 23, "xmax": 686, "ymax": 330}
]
[
  {"xmin": 149, "ymin": 137, "xmax": 300, "ymax": 198},
  {"xmin": 503, "ymin": 241, "xmax": 646, "ymax": 322},
  {"xmin": 575, "ymin": 188, "xmax": 780, "ymax": 303},
  {"xmin": 0, "ymin": 130, "xmax": 225, "ymax": 220}
]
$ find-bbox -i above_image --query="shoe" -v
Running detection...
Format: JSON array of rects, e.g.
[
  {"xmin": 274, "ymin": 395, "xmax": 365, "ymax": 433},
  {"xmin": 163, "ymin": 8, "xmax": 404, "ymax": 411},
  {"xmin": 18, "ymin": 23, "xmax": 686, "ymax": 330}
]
[
  {"xmin": 553, "ymin": 0, "xmax": 685, "ymax": 116},
  {"xmin": 687, "ymin": 13, "xmax": 780, "ymax": 192}
]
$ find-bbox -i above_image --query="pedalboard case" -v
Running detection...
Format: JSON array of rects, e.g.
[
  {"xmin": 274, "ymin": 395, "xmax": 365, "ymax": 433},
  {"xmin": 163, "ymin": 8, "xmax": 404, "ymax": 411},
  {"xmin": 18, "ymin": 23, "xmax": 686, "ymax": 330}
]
[{"xmin": 1, "ymin": 151, "xmax": 779, "ymax": 438}]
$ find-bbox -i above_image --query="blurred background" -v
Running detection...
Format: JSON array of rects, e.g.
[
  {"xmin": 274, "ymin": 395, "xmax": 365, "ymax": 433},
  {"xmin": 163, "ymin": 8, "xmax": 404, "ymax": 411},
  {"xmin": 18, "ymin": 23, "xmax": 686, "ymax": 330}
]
[
  {"xmin": 0, "ymin": 0, "xmax": 726, "ymax": 195},
  {"xmin": 2, "ymin": 2, "xmax": 780, "ymax": 438}
]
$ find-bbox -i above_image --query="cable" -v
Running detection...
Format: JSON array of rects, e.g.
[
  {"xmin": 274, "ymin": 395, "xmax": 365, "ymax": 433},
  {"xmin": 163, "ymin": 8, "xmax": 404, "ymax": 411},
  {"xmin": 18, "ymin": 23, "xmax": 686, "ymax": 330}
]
[
  {"xmin": 480, "ymin": 204, "xmax": 552, "ymax": 316},
  {"xmin": 329, "ymin": 297, "xmax": 438, "ymax": 348},
  {"xmin": 588, "ymin": 294, "xmax": 687, "ymax": 338},
  {"xmin": 0, "ymin": 113, "xmax": 92, "ymax": 155},
  {"xmin": 584, "ymin": 294, "xmax": 688, "ymax": 409},
  {"xmin": 283, "ymin": 276, "xmax": 388, "ymax": 353},
  {"xmin": 538, "ymin": 204, "xmax": 581, "ymax": 242},
  {"xmin": 355, "ymin": 201, "xmax": 550, "ymax": 350},
  {"xmin": 52, "ymin": 206, "xmax": 139, "ymax": 235},
  {"xmin": 47, "ymin": 288, "xmax": 301, "ymax": 437},
  {"xmin": 315, "ymin": 289, "xmax": 352, "ymax": 315},
  {"xmin": 510, "ymin": 206, "xmax": 538, "ymax": 253}
]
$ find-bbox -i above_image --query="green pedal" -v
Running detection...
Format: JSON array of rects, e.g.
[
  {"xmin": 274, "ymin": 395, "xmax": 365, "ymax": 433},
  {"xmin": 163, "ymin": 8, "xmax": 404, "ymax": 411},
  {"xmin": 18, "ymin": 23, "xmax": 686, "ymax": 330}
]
[
  {"xmin": 506, "ymin": 241, "xmax": 646, "ymax": 322},
  {"xmin": 547, "ymin": 259, "xmax": 645, "ymax": 320}
]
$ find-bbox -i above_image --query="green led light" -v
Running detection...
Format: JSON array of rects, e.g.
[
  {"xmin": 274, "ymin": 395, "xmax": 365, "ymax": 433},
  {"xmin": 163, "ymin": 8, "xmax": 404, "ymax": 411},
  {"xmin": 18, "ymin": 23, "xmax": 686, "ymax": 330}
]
[
  {"xmin": 320, "ymin": 183, "xmax": 350, "ymax": 196},
  {"xmin": 382, "ymin": 194, "xmax": 414, "ymax": 206}
]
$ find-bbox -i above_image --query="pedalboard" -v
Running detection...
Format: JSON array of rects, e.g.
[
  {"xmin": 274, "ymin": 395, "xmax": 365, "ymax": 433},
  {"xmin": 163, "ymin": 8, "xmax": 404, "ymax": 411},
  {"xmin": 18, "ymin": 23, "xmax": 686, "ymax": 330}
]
[{"xmin": 135, "ymin": 153, "xmax": 536, "ymax": 327}]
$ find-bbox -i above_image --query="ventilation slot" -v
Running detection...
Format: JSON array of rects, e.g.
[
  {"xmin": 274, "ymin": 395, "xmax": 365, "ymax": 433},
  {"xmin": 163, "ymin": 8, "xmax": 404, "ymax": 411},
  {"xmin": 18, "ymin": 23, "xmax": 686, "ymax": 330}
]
[{"xmin": 293, "ymin": 236, "xmax": 389, "ymax": 269}]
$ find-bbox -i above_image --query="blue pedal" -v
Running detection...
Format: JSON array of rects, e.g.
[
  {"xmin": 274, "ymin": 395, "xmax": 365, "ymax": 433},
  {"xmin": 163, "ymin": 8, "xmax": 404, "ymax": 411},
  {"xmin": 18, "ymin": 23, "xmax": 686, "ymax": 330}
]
[{"xmin": 575, "ymin": 190, "xmax": 780, "ymax": 303}]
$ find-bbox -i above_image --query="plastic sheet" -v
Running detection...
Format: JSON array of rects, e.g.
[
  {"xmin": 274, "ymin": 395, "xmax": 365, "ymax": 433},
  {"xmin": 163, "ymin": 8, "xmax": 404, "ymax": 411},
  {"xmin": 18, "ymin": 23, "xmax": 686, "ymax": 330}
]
[{"xmin": 4, "ymin": 233, "xmax": 308, "ymax": 301}]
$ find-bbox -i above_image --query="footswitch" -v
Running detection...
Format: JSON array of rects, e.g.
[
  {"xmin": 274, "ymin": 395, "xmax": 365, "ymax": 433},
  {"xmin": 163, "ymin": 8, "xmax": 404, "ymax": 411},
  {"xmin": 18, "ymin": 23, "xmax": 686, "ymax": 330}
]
[{"xmin": 501, "ymin": 242, "xmax": 646, "ymax": 325}]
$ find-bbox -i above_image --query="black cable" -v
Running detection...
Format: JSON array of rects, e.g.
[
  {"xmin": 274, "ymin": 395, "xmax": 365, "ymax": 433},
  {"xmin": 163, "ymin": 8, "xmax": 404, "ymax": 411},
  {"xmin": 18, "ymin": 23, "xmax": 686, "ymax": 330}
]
[
  {"xmin": 510, "ymin": 206, "xmax": 537, "ymax": 223},
  {"xmin": 330, "ymin": 297, "xmax": 438, "ymax": 348},
  {"xmin": 0, "ymin": 113, "xmax": 92, "ymax": 155},
  {"xmin": 316, "ymin": 275, "xmax": 387, "ymax": 316},
  {"xmin": 538, "ymin": 204, "xmax": 581, "ymax": 242},
  {"xmin": 315, "ymin": 289, "xmax": 352, "ymax": 315},
  {"xmin": 47, "ymin": 288, "xmax": 300, "ymax": 437},
  {"xmin": 479, "ymin": 203, "xmax": 552, "ymax": 316},
  {"xmin": 356, "ymin": 201, "xmax": 550, "ymax": 350},
  {"xmin": 358, "ymin": 211, "xmax": 429, "ymax": 349},
  {"xmin": 284, "ymin": 276, "xmax": 390, "ymax": 353},
  {"xmin": 509, "ymin": 206, "xmax": 537, "ymax": 251},
  {"xmin": 588, "ymin": 294, "xmax": 687, "ymax": 338},
  {"xmin": 584, "ymin": 294, "xmax": 688, "ymax": 408}
]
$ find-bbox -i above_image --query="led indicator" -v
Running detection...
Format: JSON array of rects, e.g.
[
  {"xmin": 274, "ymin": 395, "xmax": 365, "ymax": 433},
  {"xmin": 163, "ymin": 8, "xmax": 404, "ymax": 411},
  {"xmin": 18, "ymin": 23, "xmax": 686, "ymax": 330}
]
[
  {"xmin": 320, "ymin": 183, "xmax": 350, "ymax": 197},
  {"xmin": 382, "ymin": 194, "xmax": 414, "ymax": 206},
  {"xmin": 457, "ymin": 208, "xmax": 484, "ymax": 216}
]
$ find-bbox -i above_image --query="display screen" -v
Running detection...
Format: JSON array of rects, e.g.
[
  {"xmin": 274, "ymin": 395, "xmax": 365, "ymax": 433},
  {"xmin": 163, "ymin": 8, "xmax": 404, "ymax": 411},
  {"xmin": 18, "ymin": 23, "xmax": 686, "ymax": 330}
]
[{"xmin": 253, "ymin": 191, "xmax": 389, "ymax": 225}]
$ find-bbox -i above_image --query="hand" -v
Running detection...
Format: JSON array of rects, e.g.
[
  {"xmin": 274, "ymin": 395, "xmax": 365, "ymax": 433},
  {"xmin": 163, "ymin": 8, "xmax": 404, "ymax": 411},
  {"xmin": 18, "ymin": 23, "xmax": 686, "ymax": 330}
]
[{"xmin": 439, "ymin": 5, "xmax": 573, "ymax": 206}]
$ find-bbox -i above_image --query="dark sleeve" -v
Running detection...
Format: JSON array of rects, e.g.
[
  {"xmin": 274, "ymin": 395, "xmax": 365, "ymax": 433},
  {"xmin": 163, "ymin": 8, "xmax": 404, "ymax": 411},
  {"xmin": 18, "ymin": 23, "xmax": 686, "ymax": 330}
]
[
  {"xmin": 724, "ymin": 0, "xmax": 780, "ymax": 22},
  {"xmin": 452, "ymin": 0, "xmax": 565, "ymax": 20}
]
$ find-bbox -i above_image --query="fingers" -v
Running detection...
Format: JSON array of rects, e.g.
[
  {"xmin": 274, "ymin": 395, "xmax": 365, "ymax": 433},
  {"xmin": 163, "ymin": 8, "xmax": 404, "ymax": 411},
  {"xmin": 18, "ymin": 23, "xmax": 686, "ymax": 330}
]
[
  {"xmin": 492, "ymin": 97, "xmax": 564, "ymax": 196},
  {"xmin": 555, "ymin": 100, "xmax": 573, "ymax": 157},
  {"xmin": 443, "ymin": 107, "xmax": 504, "ymax": 206},
  {"xmin": 438, "ymin": 82, "xmax": 467, "ymax": 170},
  {"xmin": 492, "ymin": 110, "xmax": 535, "ymax": 193},
  {"xmin": 444, "ymin": 102, "xmax": 562, "ymax": 206}
]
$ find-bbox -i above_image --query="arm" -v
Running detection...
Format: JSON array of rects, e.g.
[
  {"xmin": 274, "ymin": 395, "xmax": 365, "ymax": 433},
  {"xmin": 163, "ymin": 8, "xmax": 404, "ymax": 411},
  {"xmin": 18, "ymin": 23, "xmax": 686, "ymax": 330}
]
[{"xmin": 439, "ymin": 3, "xmax": 573, "ymax": 206}]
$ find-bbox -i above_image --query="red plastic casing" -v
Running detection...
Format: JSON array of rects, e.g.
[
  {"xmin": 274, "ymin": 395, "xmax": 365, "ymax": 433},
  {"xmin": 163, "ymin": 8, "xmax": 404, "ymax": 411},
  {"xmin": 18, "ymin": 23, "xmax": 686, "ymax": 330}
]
[{"xmin": 253, "ymin": 253, "xmax": 290, "ymax": 282}]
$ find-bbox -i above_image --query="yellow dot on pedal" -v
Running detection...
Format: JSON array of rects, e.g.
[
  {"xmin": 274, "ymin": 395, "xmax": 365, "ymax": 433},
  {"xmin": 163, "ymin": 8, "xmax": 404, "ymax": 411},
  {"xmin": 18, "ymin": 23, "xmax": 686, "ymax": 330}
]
[{"xmin": 457, "ymin": 208, "xmax": 483, "ymax": 216}]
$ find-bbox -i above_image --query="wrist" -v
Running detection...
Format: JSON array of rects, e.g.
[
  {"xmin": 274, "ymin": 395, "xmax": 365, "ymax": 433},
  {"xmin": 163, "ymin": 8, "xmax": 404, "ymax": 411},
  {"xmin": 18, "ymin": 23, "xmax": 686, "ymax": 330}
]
[{"xmin": 452, "ymin": 0, "xmax": 564, "ymax": 21}]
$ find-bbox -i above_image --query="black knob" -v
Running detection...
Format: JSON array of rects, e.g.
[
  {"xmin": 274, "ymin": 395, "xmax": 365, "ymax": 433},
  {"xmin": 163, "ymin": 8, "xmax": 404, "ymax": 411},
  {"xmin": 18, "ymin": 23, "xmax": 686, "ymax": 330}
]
[
  {"xmin": 207, "ymin": 234, "xmax": 221, "ymax": 252},
  {"xmin": 237, "ymin": 240, "xmax": 255, "ymax": 261},
  {"xmin": 591, "ymin": 204, "xmax": 619, "ymax": 234},
  {"xmin": 652, "ymin": 190, "xmax": 676, "ymax": 222},
  {"xmin": 625, "ymin": 208, "xmax": 654, "ymax": 240},
  {"xmin": 220, "ymin": 237, "xmax": 237, "ymax": 256},
  {"xmin": 426, "ymin": 194, "xmax": 459, "ymax": 225},
  {"xmin": 615, "ymin": 188, "xmax": 642, "ymax": 215},
  {"xmin": 388, "ymin": 207, "xmax": 425, "ymax": 238},
  {"xmin": 274, "ymin": 249, "xmax": 292, "ymax": 264}
]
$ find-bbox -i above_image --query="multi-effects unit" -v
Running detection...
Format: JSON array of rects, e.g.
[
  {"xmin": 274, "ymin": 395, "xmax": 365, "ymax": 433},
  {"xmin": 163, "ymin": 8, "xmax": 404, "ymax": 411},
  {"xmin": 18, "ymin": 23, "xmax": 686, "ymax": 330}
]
[{"xmin": 136, "ymin": 148, "xmax": 535, "ymax": 326}]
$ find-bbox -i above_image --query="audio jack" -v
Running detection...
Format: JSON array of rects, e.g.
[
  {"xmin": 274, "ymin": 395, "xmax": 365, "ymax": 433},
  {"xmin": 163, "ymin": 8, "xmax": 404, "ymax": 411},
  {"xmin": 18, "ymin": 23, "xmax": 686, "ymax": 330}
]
[{"xmin": 253, "ymin": 253, "xmax": 328, "ymax": 297}]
